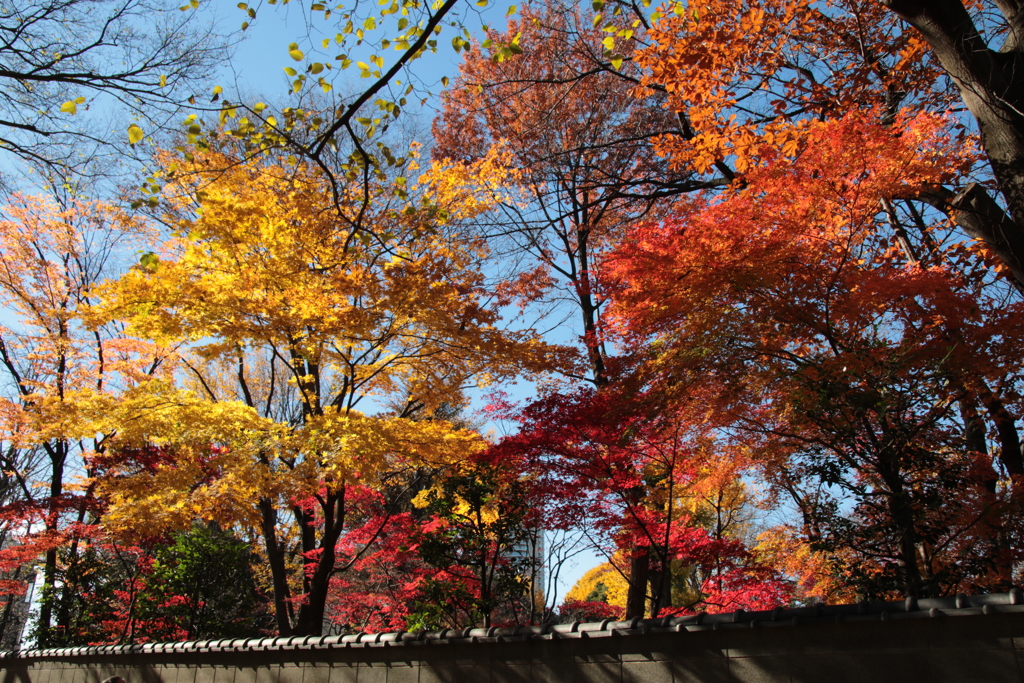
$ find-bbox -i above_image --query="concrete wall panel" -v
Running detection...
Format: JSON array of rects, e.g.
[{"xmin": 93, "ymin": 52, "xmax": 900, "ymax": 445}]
[{"xmin": 667, "ymin": 657, "xmax": 730, "ymax": 683}]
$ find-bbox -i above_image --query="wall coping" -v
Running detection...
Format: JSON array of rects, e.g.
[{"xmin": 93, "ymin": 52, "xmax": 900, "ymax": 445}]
[{"xmin": 5, "ymin": 589, "xmax": 1022, "ymax": 660}]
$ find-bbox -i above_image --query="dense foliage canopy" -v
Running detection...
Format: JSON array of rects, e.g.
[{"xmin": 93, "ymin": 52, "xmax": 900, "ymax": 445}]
[{"xmin": 0, "ymin": 0, "xmax": 1022, "ymax": 644}]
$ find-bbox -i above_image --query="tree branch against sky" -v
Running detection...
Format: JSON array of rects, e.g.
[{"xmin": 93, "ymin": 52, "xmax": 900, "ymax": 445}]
[
  {"xmin": 879, "ymin": 0, "xmax": 1024, "ymax": 288},
  {"xmin": 0, "ymin": 1, "xmax": 226, "ymax": 183}
]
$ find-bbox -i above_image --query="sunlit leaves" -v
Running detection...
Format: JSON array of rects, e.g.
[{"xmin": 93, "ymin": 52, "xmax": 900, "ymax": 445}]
[
  {"xmin": 60, "ymin": 97, "xmax": 86, "ymax": 114},
  {"xmin": 127, "ymin": 124, "xmax": 145, "ymax": 146},
  {"xmin": 603, "ymin": 112, "xmax": 1022, "ymax": 598},
  {"xmin": 636, "ymin": 0, "xmax": 947, "ymax": 174}
]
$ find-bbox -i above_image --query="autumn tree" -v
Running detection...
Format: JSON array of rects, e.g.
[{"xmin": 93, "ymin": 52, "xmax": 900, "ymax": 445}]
[
  {"xmin": 433, "ymin": 2, "xmax": 706, "ymax": 386},
  {"xmin": 322, "ymin": 486, "xmax": 435, "ymax": 633},
  {"xmin": 322, "ymin": 405, "xmax": 554, "ymax": 632},
  {"xmin": 562, "ymin": 563, "xmax": 627, "ymax": 620},
  {"xmin": 489, "ymin": 385, "xmax": 791, "ymax": 617},
  {"xmin": 92, "ymin": 141, "xmax": 568, "ymax": 636},
  {"xmin": 0, "ymin": 192, "xmax": 164, "ymax": 645},
  {"xmin": 427, "ymin": 0, "xmax": 1024, "ymax": 613},
  {"xmin": 604, "ymin": 112, "xmax": 1024, "ymax": 598},
  {"xmin": 624, "ymin": 0, "xmax": 1024, "ymax": 294},
  {"xmin": 428, "ymin": 1, "xmax": 753, "ymax": 618}
]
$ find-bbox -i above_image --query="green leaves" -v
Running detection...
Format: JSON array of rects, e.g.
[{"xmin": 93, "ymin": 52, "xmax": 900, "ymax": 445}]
[
  {"xmin": 489, "ymin": 31, "xmax": 524, "ymax": 62},
  {"xmin": 139, "ymin": 252, "xmax": 160, "ymax": 273}
]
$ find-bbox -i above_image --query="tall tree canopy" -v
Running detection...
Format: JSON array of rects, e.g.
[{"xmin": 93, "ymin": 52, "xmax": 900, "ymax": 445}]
[
  {"xmin": 3, "ymin": 0, "xmax": 1024, "ymax": 641},
  {"xmin": 90, "ymin": 141, "xmax": 568, "ymax": 635}
]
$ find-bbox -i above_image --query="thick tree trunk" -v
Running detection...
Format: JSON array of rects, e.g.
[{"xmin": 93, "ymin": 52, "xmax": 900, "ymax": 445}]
[
  {"xmin": 959, "ymin": 396, "xmax": 990, "ymax": 462},
  {"xmin": 625, "ymin": 547, "xmax": 650, "ymax": 619},
  {"xmin": 883, "ymin": 476, "xmax": 926, "ymax": 598},
  {"xmin": 880, "ymin": 0, "xmax": 1024, "ymax": 289},
  {"xmin": 292, "ymin": 571, "xmax": 331, "ymax": 636},
  {"xmin": 292, "ymin": 488, "xmax": 348, "ymax": 637},
  {"xmin": 647, "ymin": 547, "xmax": 673, "ymax": 618},
  {"xmin": 259, "ymin": 499, "xmax": 293, "ymax": 637}
]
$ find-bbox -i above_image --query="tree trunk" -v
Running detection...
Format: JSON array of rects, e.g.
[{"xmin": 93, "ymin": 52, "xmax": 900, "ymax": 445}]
[
  {"xmin": 36, "ymin": 444, "xmax": 66, "ymax": 645},
  {"xmin": 259, "ymin": 499, "xmax": 293, "ymax": 637},
  {"xmin": 292, "ymin": 488, "xmax": 348, "ymax": 637},
  {"xmin": 880, "ymin": 0, "xmax": 1024, "ymax": 289},
  {"xmin": 625, "ymin": 547, "xmax": 650, "ymax": 619},
  {"xmin": 647, "ymin": 547, "xmax": 673, "ymax": 618}
]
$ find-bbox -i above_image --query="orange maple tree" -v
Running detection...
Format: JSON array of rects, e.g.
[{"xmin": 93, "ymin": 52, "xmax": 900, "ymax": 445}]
[
  {"xmin": 604, "ymin": 111, "xmax": 1024, "ymax": 598},
  {"xmin": 0, "ymin": 192, "xmax": 167, "ymax": 645},
  {"xmin": 433, "ymin": 2, "xmax": 702, "ymax": 386}
]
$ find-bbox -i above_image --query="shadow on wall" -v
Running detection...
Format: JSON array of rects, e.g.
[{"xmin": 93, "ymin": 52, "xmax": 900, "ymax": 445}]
[{"xmin": 2, "ymin": 594, "xmax": 1024, "ymax": 683}]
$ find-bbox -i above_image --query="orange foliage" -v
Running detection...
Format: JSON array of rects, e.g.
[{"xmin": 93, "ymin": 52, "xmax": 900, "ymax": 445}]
[
  {"xmin": 637, "ymin": 0, "xmax": 953, "ymax": 173},
  {"xmin": 604, "ymin": 111, "xmax": 1024, "ymax": 597}
]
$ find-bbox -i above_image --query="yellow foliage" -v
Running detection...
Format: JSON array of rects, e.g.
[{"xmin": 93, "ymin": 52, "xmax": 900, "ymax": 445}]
[
  {"xmin": 83, "ymin": 140, "xmax": 581, "ymax": 634},
  {"xmin": 96, "ymin": 380, "xmax": 488, "ymax": 539},
  {"xmin": 565, "ymin": 562, "xmax": 629, "ymax": 611},
  {"xmin": 419, "ymin": 143, "xmax": 523, "ymax": 221},
  {"xmin": 90, "ymin": 145, "xmax": 572, "ymax": 414}
]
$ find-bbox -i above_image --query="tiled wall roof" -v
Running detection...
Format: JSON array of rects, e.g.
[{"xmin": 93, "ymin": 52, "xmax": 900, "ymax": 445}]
[{"xmin": 5, "ymin": 589, "xmax": 1023, "ymax": 660}]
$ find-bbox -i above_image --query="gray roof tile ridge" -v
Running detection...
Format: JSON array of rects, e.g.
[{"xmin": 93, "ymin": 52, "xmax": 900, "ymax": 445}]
[{"xmin": 2, "ymin": 588, "xmax": 1022, "ymax": 659}]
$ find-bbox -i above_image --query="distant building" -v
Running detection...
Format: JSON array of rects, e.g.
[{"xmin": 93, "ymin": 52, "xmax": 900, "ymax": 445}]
[{"xmin": 507, "ymin": 527, "xmax": 545, "ymax": 613}]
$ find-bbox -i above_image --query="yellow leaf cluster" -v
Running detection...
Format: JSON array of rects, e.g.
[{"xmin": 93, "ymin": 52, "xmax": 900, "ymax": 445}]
[
  {"xmin": 91, "ymin": 146, "xmax": 570, "ymax": 414},
  {"xmin": 565, "ymin": 561, "xmax": 629, "ymax": 610},
  {"xmin": 97, "ymin": 380, "xmax": 487, "ymax": 539},
  {"xmin": 419, "ymin": 143, "xmax": 524, "ymax": 221}
]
